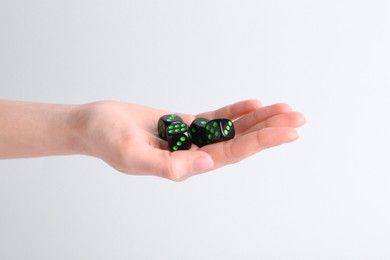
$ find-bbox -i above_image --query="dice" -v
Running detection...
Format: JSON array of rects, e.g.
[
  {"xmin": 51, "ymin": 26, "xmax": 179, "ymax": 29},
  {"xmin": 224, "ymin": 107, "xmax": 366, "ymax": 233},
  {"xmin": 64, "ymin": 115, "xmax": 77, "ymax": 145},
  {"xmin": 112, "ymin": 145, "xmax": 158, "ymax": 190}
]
[
  {"xmin": 158, "ymin": 114, "xmax": 235, "ymax": 151},
  {"xmin": 189, "ymin": 118, "xmax": 235, "ymax": 147},
  {"xmin": 189, "ymin": 118, "xmax": 210, "ymax": 147},
  {"xmin": 157, "ymin": 114, "xmax": 192, "ymax": 151},
  {"xmin": 166, "ymin": 122, "xmax": 192, "ymax": 151},
  {"xmin": 205, "ymin": 118, "xmax": 235, "ymax": 144},
  {"xmin": 157, "ymin": 114, "xmax": 183, "ymax": 141}
]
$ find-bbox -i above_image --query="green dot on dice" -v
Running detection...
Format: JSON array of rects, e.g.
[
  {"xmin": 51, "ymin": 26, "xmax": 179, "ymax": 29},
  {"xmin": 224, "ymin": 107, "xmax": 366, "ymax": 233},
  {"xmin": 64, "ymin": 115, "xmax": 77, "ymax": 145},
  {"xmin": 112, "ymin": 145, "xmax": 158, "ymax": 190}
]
[
  {"xmin": 208, "ymin": 134, "xmax": 212, "ymax": 140},
  {"xmin": 210, "ymin": 128, "xmax": 215, "ymax": 134},
  {"xmin": 213, "ymin": 122, "xmax": 218, "ymax": 127},
  {"xmin": 215, "ymin": 131, "xmax": 220, "ymax": 137},
  {"xmin": 181, "ymin": 123, "xmax": 186, "ymax": 127},
  {"xmin": 201, "ymin": 120, "xmax": 207, "ymax": 125},
  {"xmin": 175, "ymin": 129, "xmax": 180, "ymax": 132},
  {"xmin": 181, "ymin": 128, "xmax": 186, "ymax": 132},
  {"xmin": 226, "ymin": 125, "xmax": 230, "ymax": 131},
  {"xmin": 224, "ymin": 130, "xmax": 228, "ymax": 135},
  {"xmin": 168, "ymin": 130, "xmax": 174, "ymax": 134},
  {"xmin": 206, "ymin": 125, "xmax": 211, "ymax": 131},
  {"xmin": 173, "ymin": 146, "xmax": 178, "ymax": 151},
  {"xmin": 180, "ymin": 136, "xmax": 186, "ymax": 142},
  {"xmin": 167, "ymin": 119, "xmax": 171, "ymax": 122},
  {"xmin": 191, "ymin": 128, "xmax": 196, "ymax": 133},
  {"xmin": 177, "ymin": 141, "xmax": 182, "ymax": 146},
  {"xmin": 168, "ymin": 125, "xmax": 173, "ymax": 129},
  {"xmin": 175, "ymin": 124, "xmax": 180, "ymax": 128},
  {"xmin": 228, "ymin": 121, "xmax": 233, "ymax": 126}
]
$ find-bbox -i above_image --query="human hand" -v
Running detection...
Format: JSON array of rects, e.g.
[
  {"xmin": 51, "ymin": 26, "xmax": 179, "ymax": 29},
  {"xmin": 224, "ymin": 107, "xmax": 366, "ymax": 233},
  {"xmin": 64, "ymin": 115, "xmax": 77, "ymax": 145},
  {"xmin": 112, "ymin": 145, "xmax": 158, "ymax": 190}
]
[{"xmin": 73, "ymin": 100, "xmax": 305, "ymax": 181}]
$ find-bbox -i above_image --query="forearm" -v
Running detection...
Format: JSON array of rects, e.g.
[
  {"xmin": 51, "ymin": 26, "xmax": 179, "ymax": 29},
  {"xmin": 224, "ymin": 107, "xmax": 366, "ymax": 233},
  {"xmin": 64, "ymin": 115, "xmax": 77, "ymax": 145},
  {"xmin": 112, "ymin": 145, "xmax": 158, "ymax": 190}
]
[{"xmin": 0, "ymin": 100, "xmax": 84, "ymax": 159}]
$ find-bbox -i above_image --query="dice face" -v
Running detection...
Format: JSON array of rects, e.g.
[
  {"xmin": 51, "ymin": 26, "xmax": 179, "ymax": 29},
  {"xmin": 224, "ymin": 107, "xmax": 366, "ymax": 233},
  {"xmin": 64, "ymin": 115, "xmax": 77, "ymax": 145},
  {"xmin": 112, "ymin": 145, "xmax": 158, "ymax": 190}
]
[
  {"xmin": 204, "ymin": 118, "xmax": 235, "ymax": 144},
  {"xmin": 157, "ymin": 114, "xmax": 183, "ymax": 140},
  {"xmin": 189, "ymin": 118, "xmax": 210, "ymax": 147},
  {"xmin": 205, "ymin": 120, "xmax": 222, "ymax": 142},
  {"xmin": 218, "ymin": 118, "xmax": 235, "ymax": 139},
  {"xmin": 167, "ymin": 122, "xmax": 192, "ymax": 151}
]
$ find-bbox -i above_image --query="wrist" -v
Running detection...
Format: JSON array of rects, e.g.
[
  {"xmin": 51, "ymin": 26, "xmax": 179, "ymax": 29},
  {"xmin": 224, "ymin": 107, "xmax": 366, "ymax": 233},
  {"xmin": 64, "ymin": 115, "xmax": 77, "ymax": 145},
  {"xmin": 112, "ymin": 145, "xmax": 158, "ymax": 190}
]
[{"xmin": 66, "ymin": 104, "xmax": 91, "ymax": 156}]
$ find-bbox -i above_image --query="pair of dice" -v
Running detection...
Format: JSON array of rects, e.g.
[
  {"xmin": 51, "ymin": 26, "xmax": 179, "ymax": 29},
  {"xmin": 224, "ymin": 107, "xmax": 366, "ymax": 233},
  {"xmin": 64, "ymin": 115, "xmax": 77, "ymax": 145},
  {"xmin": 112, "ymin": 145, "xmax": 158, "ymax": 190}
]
[{"xmin": 157, "ymin": 114, "xmax": 235, "ymax": 151}]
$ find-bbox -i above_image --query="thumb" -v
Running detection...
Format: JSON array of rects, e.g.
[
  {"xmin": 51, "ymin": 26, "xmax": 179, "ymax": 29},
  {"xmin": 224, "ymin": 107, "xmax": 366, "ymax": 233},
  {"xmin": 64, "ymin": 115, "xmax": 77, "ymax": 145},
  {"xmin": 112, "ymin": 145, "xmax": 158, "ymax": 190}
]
[
  {"xmin": 129, "ymin": 148, "xmax": 214, "ymax": 181},
  {"xmin": 168, "ymin": 151, "xmax": 215, "ymax": 181}
]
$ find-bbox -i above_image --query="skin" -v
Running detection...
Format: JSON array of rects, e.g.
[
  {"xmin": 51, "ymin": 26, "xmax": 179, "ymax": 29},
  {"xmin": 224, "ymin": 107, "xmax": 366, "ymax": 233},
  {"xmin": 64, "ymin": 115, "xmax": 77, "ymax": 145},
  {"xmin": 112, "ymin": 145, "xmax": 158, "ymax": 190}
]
[{"xmin": 0, "ymin": 99, "xmax": 306, "ymax": 181}]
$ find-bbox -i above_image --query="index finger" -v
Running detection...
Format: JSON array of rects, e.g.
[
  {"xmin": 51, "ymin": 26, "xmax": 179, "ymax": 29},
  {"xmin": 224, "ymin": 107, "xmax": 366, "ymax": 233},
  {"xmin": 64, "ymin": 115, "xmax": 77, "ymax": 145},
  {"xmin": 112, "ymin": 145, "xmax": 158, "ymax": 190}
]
[
  {"xmin": 196, "ymin": 99, "xmax": 262, "ymax": 120},
  {"xmin": 175, "ymin": 99, "xmax": 262, "ymax": 126}
]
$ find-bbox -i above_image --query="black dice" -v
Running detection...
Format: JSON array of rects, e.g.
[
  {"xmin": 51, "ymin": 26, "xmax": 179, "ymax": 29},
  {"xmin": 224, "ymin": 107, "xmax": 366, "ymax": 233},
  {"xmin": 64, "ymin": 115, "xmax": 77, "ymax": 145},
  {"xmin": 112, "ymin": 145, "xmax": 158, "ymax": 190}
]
[
  {"xmin": 158, "ymin": 113, "xmax": 235, "ymax": 151},
  {"xmin": 189, "ymin": 118, "xmax": 235, "ymax": 147},
  {"xmin": 189, "ymin": 118, "xmax": 210, "ymax": 147},
  {"xmin": 157, "ymin": 114, "xmax": 183, "ymax": 141},
  {"xmin": 166, "ymin": 122, "xmax": 192, "ymax": 151}
]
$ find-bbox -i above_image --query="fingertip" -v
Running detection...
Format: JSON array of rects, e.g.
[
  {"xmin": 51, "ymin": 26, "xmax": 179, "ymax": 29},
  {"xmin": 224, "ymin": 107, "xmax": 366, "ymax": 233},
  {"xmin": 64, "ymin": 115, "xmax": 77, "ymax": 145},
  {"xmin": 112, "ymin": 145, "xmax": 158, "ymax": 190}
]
[
  {"xmin": 296, "ymin": 112, "xmax": 307, "ymax": 126},
  {"xmin": 276, "ymin": 111, "xmax": 307, "ymax": 128},
  {"xmin": 246, "ymin": 99, "xmax": 262, "ymax": 109},
  {"xmin": 287, "ymin": 128, "xmax": 299, "ymax": 142},
  {"xmin": 248, "ymin": 99, "xmax": 263, "ymax": 107},
  {"xmin": 274, "ymin": 103, "xmax": 293, "ymax": 113}
]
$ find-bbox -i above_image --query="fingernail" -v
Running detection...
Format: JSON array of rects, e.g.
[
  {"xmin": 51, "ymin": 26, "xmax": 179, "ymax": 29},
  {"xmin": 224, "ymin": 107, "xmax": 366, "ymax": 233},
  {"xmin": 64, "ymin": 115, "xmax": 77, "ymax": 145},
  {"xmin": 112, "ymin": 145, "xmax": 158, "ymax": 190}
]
[{"xmin": 193, "ymin": 156, "xmax": 214, "ymax": 172}]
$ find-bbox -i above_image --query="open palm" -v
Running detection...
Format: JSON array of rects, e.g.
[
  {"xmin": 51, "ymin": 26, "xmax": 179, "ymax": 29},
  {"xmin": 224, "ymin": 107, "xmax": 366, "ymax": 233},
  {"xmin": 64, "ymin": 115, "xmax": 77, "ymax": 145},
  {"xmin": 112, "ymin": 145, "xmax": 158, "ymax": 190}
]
[{"xmin": 77, "ymin": 100, "xmax": 305, "ymax": 181}]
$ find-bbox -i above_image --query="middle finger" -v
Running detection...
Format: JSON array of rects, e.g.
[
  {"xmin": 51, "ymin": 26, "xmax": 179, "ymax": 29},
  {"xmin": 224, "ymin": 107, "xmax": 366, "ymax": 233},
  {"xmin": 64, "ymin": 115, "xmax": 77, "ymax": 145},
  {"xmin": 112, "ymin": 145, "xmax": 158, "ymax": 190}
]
[{"xmin": 234, "ymin": 103, "xmax": 292, "ymax": 134}]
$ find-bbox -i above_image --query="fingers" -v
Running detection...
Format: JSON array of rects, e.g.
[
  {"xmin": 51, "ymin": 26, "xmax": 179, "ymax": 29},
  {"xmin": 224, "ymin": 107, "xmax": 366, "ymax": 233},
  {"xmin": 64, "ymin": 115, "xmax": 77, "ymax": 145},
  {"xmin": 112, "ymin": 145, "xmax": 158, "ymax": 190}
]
[
  {"xmin": 115, "ymin": 126, "xmax": 299, "ymax": 181},
  {"xmin": 200, "ymin": 127, "xmax": 298, "ymax": 167},
  {"xmin": 196, "ymin": 99, "xmax": 262, "ymax": 121},
  {"xmin": 241, "ymin": 112, "xmax": 306, "ymax": 135},
  {"xmin": 234, "ymin": 103, "xmax": 292, "ymax": 134}
]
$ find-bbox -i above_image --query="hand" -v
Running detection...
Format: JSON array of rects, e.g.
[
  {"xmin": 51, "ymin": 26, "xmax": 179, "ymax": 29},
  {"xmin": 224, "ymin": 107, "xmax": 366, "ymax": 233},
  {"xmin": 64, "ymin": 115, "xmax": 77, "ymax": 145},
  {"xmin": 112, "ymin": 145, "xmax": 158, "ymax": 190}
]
[{"xmin": 73, "ymin": 100, "xmax": 306, "ymax": 181}]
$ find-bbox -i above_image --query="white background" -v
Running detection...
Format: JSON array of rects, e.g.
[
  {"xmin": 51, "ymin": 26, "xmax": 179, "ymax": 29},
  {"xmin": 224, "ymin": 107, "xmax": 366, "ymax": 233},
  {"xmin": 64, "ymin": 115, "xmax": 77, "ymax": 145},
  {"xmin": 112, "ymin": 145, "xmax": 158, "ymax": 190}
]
[{"xmin": 1, "ymin": 0, "xmax": 390, "ymax": 259}]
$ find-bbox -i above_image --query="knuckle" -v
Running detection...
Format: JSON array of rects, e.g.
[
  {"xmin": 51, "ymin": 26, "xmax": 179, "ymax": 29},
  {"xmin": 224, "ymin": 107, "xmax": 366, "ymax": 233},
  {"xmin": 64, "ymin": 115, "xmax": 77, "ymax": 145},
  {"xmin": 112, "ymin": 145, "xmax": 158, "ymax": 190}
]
[
  {"xmin": 163, "ymin": 169, "xmax": 185, "ymax": 182},
  {"xmin": 160, "ymin": 153, "xmax": 191, "ymax": 182},
  {"xmin": 160, "ymin": 156, "xmax": 183, "ymax": 181}
]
